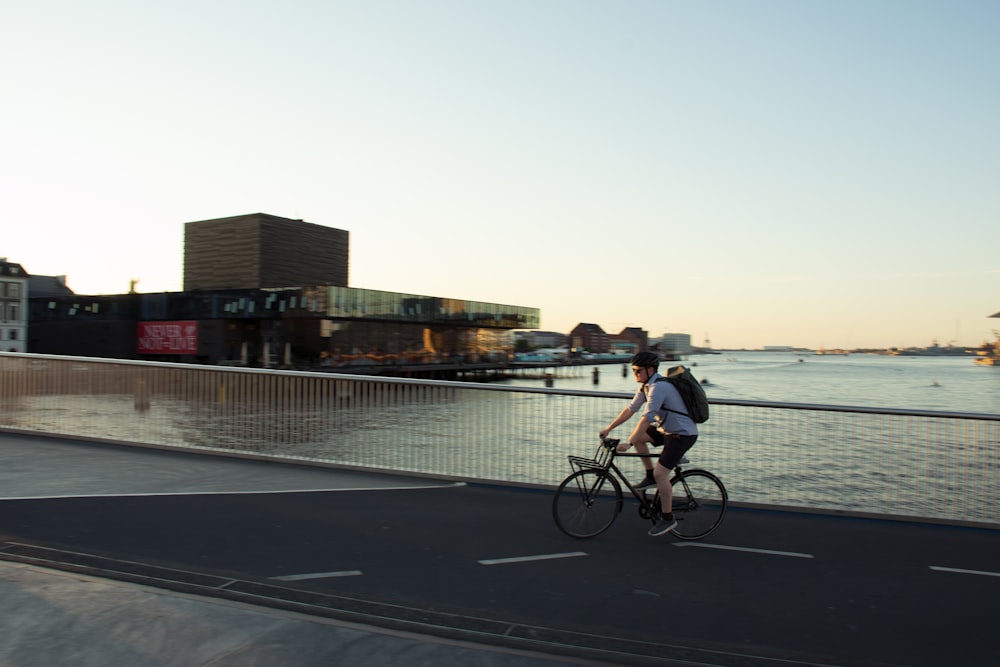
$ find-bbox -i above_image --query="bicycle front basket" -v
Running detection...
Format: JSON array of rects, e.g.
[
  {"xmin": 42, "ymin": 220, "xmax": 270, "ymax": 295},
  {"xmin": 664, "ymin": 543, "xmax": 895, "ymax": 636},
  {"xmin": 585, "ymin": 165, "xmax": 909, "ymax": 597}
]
[{"xmin": 568, "ymin": 441, "xmax": 613, "ymax": 473}]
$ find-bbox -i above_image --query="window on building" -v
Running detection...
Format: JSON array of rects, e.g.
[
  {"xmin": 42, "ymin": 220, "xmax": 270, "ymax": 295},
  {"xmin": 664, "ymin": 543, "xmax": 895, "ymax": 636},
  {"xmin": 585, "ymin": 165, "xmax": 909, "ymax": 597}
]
[
  {"xmin": 7, "ymin": 283, "xmax": 19, "ymax": 298},
  {"xmin": 8, "ymin": 330, "xmax": 17, "ymax": 341},
  {"xmin": 8, "ymin": 305, "xmax": 17, "ymax": 322}
]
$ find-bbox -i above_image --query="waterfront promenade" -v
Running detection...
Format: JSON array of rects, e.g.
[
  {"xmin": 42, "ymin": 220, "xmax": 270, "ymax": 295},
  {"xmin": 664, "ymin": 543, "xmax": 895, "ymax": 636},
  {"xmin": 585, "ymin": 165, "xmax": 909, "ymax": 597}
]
[{"xmin": 1, "ymin": 432, "xmax": 998, "ymax": 666}]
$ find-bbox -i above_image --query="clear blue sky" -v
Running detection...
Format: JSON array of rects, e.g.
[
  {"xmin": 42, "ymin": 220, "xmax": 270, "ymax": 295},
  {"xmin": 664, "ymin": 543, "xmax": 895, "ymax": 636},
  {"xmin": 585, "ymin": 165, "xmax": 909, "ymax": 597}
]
[{"xmin": 3, "ymin": 1, "xmax": 997, "ymax": 349}]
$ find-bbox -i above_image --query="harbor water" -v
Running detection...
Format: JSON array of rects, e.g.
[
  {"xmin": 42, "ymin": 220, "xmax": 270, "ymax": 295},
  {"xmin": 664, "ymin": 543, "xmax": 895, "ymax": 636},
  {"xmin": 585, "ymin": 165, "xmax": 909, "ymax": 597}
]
[{"xmin": 501, "ymin": 351, "xmax": 1000, "ymax": 415}]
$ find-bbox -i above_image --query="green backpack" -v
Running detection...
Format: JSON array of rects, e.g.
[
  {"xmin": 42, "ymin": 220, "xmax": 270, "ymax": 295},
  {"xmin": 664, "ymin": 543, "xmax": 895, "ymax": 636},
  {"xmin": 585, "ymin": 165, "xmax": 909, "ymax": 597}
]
[{"xmin": 655, "ymin": 365, "xmax": 710, "ymax": 423}]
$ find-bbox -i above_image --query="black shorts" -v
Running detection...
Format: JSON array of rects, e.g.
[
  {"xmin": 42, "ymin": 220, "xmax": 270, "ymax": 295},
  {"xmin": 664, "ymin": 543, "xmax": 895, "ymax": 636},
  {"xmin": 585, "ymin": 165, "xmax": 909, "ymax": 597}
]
[{"xmin": 645, "ymin": 427, "xmax": 697, "ymax": 469}]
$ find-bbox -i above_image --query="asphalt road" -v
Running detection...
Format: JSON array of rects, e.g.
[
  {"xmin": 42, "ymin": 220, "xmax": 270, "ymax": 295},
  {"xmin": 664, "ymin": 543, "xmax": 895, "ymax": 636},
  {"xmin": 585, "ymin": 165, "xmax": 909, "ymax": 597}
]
[{"xmin": 1, "ymin": 434, "xmax": 998, "ymax": 666}]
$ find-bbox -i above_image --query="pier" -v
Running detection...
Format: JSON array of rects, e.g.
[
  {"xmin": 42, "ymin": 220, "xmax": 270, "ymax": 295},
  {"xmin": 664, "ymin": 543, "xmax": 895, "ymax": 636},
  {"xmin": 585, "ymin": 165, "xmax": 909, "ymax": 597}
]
[{"xmin": 315, "ymin": 358, "xmax": 627, "ymax": 382}]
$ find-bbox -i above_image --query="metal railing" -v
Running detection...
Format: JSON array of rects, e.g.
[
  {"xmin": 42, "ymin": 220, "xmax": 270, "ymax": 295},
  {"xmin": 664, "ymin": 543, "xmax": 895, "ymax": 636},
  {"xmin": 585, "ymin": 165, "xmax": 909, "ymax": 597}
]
[{"xmin": 1, "ymin": 352, "xmax": 997, "ymax": 525}]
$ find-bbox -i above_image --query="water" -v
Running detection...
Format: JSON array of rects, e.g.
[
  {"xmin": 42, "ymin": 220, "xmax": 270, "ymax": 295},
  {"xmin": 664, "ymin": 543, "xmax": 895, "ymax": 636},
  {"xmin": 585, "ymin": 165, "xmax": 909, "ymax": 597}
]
[
  {"xmin": 491, "ymin": 353, "xmax": 1000, "ymax": 525},
  {"xmin": 499, "ymin": 352, "xmax": 1000, "ymax": 415}
]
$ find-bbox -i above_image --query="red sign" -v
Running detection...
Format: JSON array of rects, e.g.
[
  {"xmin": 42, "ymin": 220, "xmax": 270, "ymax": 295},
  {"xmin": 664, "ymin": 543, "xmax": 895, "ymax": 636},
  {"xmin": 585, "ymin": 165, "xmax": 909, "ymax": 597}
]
[{"xmin": 137, "ymin": 321, "xmax": 198, "ymax": 354}]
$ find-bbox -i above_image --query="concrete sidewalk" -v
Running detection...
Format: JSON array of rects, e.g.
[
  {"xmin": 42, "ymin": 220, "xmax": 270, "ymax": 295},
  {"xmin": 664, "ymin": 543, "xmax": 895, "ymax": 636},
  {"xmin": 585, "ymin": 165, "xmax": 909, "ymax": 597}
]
[{"xmin": 0, "ymin": 560, "xmax": 605, "ymax": 667}]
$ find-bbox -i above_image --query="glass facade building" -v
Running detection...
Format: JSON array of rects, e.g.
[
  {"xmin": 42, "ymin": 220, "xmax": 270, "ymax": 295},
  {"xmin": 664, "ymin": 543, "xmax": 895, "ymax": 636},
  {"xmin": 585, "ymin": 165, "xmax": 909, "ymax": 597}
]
[
  {"xmin": 28, "ymin": 285, "xmax": 540, "ymax": 367},
  {"xmin": 326, "ymin": 287, "xmax": 537, "ymax": 328}
]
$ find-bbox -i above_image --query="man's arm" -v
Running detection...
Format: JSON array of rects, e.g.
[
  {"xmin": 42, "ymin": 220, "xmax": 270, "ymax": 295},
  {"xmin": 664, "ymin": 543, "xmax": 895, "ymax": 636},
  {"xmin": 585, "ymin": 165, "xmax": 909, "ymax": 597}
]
[
  {"xmin": 600, "ymin": 406, "xmax": 634, "ymax": 437},
  {"xmin": 624, "ymin": 414, "xmax": 654, "ymax": 449}
]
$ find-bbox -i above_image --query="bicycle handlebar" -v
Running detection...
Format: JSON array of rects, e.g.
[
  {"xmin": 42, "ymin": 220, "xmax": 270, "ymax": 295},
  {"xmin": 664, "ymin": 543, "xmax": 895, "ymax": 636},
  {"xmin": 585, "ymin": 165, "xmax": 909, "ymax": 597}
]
[{"xmin": 600, "ymin": 435, "xmax": 620, "ymax": 449}]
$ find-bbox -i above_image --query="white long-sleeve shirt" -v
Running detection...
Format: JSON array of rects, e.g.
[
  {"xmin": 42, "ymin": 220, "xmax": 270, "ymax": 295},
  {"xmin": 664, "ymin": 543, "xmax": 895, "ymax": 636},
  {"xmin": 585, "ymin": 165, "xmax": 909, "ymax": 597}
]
[{"xmin": 627, "ymin": 372, "xmax": 698, "ymax": 436}]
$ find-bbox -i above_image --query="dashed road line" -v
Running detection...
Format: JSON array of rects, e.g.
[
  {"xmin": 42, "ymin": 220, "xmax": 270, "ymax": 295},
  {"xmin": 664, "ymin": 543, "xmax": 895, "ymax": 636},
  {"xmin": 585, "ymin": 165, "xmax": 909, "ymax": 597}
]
[
  {"xmin": 478, "ymin": 552, "xmax": 588, "ymax": 566},
  {"xmin": 270, "ymin": 570, "xmax": 364, "ymax": 581},
  {"xmin": 929, "ymin": 565, "xmax": 1000, "ymax": 578},
  {"xmin": 674, "ymin": 543, "xmax": 814, "ymax": 558}
]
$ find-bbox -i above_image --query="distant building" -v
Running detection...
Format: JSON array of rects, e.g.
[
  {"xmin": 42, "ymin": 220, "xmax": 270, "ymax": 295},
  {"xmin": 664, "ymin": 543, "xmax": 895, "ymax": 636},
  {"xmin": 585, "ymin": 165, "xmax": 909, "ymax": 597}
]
[
  {"xmin": 656, "ymin": 333, "xmax": 692, "ymax": 358},
  {"xmin": 28, "ymin": 274, "xmax": 74, "ymax": 298},
  {"xmin": 611, "ymin": 326, "xmax": 648, "ymax": 354},
  {"xmin": 0, "ymin": 258, "xmax": 28, "ymax": 352},
  {"xmin": 570, "ymin": 323, "xmax": 609, "ymax": 353},
  {"xmin": 514, "ymin": 330, "xmax": 567, "ymax": 349}
]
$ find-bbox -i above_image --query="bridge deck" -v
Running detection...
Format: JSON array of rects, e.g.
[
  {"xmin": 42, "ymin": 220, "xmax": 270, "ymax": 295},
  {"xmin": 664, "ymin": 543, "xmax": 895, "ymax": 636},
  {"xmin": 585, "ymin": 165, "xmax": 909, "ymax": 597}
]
[{"xmin": 1, "ymin": 432, "xmax": 997, "ymax": 667}]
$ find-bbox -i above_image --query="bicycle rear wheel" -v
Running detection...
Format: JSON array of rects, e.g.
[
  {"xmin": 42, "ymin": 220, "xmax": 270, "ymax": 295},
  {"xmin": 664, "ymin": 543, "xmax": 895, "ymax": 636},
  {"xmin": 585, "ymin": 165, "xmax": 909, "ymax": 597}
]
[
  {"xmin": 670, "ymin": 469, "xmax": 727, "ymax": 540},
  {"xmin": 552, "ymin": 469, "xmax": 622, "ymax": 538}
]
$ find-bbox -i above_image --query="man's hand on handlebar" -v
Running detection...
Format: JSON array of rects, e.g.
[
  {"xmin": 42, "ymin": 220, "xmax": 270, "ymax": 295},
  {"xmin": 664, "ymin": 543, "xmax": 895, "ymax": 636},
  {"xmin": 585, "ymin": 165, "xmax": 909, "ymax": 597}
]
[{"xmin": 600, "ymin": 434, "xmax": 627, "ymax": 451}]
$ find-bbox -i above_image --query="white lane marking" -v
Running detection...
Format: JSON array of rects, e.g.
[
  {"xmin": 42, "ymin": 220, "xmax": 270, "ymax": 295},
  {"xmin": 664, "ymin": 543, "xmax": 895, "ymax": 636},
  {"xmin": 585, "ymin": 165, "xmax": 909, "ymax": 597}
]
[
  {"xmin": 929, "ymin": 565, "xmax": 1000, "ymax": 578},
  {"xmin": 271, "ymin": 570, "xmax": 364, "ymax": 581},
  {"xmin": 0, "ymin": 482, "xmax": 466, "ymax": 501},
  {"xmin": 674, "ymin": 543, "xmax": 814, "ymax": 559},
  {"xmin": 479, "ymin": 552, "xmax": 588, "ymax": 566}
]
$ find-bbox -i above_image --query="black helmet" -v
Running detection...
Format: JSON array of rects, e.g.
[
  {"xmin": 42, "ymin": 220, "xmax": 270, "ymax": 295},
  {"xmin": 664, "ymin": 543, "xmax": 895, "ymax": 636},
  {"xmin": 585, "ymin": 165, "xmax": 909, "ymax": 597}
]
[{"xmin": 630, "ymin": 351, "xmax": 659, "ymax": 369}]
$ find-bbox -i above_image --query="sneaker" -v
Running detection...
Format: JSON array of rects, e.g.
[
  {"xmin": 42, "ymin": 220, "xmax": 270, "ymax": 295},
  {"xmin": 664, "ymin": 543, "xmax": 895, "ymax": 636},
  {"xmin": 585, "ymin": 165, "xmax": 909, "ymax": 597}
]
[
  {"xmin": 648, "ymin": 514, "xmax": 677, "ymax": 537},
  {"xmin": 634, "ymin": 475, "xmax": 656, "ymax": 490}
]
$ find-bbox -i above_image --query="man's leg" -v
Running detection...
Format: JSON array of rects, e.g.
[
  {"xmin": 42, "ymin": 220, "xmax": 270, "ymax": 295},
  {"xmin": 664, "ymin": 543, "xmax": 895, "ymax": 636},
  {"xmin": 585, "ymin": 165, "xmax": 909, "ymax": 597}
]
[
  {"xmin": 653, "ymin": 462, "xmax": 672, "ymax": 515},
  {"xmin": 648, "ymin": 434, "xmax": 695, "ymax": 537},
  {"xmin": 633, "ymin": 442, "xmax": 654, "ymax": 475},
  {"xmin": 632, "ymin": 428, "xmax": 658, "ymax": 487},
  {"xmin": 647, "ymin": 462, "xmax": 677, "ymax": 536}
]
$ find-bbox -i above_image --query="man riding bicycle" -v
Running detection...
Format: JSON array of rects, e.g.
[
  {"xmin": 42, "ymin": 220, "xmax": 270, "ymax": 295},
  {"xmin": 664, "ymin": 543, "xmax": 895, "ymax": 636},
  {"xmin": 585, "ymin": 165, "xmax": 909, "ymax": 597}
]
[{"xmin": 599, "ymin": 351, "xmax": 698, "ymax": 536}]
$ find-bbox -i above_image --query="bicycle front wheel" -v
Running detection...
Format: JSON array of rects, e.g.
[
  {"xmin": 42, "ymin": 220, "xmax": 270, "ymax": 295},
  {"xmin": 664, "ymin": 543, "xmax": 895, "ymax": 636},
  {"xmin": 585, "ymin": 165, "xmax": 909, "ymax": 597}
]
[
  {"xmin": 670, "ymin": 469, "xmax": 727, "ymax": 540},
  {"xmin": 552, "ymin": 469, "xmax": 622, "ymax": 539}
]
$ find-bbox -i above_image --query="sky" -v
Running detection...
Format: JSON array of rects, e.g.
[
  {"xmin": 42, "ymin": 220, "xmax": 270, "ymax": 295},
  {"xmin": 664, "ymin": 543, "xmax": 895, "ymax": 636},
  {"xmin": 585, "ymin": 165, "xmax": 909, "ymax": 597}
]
[{"xmin": 2, "ymin": 0, "xmax": 998, "ymax": 350}]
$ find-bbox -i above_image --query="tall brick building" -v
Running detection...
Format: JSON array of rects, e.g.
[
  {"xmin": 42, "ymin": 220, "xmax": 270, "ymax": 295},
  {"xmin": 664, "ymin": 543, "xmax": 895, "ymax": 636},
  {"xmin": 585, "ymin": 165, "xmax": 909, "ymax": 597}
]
[
  {"xmin": 183, "ymin": 213, "xmax": 349, "ymax": 290},
  {"xmin": 569, "ymin": 323, "xmax": 608, "ymax": 353}
]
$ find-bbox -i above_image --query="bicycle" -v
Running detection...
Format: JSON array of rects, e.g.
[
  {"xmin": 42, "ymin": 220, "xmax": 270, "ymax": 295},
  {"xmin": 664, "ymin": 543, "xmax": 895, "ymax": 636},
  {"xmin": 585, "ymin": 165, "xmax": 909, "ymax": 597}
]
[{"xmin": 552, "ymin": 435, "xmax": 727, "ymax": 540}]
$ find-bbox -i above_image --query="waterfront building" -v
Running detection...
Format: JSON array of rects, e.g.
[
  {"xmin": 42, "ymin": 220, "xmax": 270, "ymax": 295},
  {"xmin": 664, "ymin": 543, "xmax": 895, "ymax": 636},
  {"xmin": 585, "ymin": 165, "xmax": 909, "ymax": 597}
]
[
  {"xmin": 657, "ymin": 333, "xmax": 692, "ymax": 358},
  {"xmin": 513, "ymin": 330, "xmax": 568, "ymax": 350},
  {"xmin": 612, "ymin": 326, "xmax": 648, "ymax": 355},
  {"xmin": 28, "ymin": 274, "xmax": 74, "ymax": 299},
  {"xmin": 29, "ymin": 286, "xmax": 537, "ymax": 368},
  {"xmin": 569, "ymin": 323, "xmax": 609, "ymax": 353},
  {"xmin": 25, "ymin": 214, "xmax": 539, "ymax": 371},
  {"xmin": 0, "ymin": 258, "xmax": 28, "ymax": 353},
  {"xmin": 606, "ymin": 339, "xmax": 637, "ymax": 356}
]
